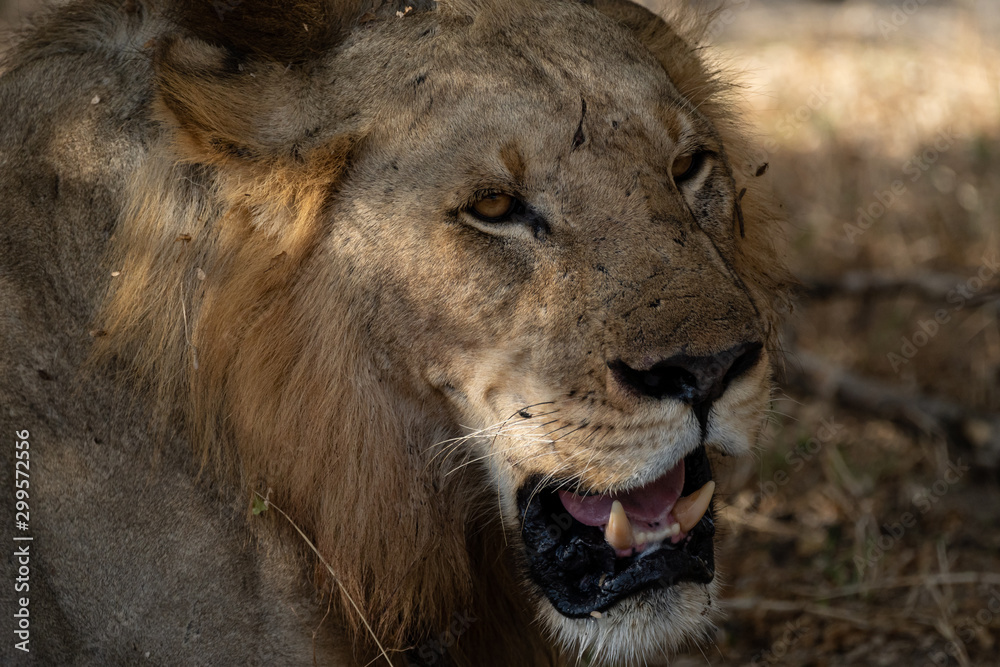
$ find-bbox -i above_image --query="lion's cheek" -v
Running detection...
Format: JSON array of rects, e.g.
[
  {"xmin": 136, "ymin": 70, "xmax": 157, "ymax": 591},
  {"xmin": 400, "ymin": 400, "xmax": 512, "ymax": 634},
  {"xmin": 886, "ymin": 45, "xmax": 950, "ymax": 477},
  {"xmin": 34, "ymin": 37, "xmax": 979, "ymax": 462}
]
[{"xmin": 700, "ymin": 346, "xmax": 773, "ymax": 456}]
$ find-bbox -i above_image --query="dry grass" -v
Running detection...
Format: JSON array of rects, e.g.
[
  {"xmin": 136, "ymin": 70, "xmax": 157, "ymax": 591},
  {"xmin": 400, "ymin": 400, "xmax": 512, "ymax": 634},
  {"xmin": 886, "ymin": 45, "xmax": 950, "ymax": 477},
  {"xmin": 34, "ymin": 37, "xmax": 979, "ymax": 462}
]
[{"xmin": 663, "ymin": 1, "xmax": 1000, "ymax": 664}]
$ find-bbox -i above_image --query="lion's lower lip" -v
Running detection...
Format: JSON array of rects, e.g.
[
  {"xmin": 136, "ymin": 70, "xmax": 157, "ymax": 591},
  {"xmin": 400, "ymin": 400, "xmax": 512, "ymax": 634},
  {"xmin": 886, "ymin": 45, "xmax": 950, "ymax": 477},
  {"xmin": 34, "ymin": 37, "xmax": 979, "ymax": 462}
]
[{"xmin": 517, "ymin": 446, "xmax": 716, "ymax": 617}]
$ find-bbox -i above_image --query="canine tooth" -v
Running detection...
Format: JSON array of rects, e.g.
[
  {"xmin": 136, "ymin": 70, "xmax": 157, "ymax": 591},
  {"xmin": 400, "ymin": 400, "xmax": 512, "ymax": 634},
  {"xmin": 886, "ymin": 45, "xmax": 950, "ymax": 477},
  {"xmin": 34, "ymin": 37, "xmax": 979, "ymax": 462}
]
[
  {"xmin": 674, "ymin": 481, "xmax": 715, "ymax": 533},
  {"xmin": 605, "ymin": 500, "xmax": 632, "ymax": 551},
  {"xmin": 590, "ymin": 610, "xmax": 603, "ymax": 619}
]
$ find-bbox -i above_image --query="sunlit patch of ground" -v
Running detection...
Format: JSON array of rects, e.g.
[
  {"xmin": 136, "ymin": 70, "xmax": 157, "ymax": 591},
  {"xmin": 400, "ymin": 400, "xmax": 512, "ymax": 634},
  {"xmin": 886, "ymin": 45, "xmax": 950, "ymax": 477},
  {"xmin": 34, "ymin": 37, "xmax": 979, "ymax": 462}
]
[{"xmin": 663, "ymin": 1, "xmax": 1000, "ymax": 664}]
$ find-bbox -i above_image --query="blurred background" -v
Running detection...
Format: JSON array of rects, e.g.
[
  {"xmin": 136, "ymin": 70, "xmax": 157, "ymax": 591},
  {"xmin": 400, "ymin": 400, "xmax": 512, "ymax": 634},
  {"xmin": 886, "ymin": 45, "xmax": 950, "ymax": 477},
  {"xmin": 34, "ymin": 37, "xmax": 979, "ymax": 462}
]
[
  {"xmin": 658, "ymin": 1, "xmax": 1000, "ymax": 665},
  {"xmin": 3, "ymin": 0, "xmax": 998, "ymax": 665}
]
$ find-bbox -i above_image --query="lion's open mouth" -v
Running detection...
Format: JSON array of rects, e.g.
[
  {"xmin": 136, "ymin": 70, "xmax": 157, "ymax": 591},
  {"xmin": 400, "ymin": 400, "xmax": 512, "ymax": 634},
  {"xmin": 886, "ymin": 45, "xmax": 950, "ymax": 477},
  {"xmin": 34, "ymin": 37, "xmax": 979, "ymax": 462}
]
[{"xmin": 517, "ymin": 447, "xmax": 716, "ymax": 617}]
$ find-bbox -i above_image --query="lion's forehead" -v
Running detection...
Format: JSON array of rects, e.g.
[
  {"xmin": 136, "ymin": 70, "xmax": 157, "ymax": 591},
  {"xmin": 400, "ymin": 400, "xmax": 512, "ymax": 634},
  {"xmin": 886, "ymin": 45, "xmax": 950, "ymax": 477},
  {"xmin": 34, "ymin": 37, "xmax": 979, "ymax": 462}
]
[
  {"xmin": 338, "ymin": 7, "xmax": 681, "ymax": 138},
  {"xmin": 351, "ymin": 48, "xmax": 691, "ymax": 204}
]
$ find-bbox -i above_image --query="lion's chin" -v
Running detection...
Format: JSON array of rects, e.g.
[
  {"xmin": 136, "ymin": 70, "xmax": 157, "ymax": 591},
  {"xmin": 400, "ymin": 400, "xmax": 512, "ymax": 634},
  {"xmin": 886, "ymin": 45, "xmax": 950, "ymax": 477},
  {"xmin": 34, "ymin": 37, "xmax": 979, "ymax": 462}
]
[
  {"xmin": 538, "ymin": 580, "xmax": 721, "ymax": 666},
  {"xmin": 513, "ymin": 444, "xmax": 719, "ymax": 662}
]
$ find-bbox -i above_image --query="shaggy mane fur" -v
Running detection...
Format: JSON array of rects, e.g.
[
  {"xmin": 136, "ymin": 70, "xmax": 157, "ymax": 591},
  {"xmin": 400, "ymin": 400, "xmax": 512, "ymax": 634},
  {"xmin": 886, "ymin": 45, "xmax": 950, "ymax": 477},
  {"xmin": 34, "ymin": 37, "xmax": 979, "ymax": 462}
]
[
  {"xmin": 88, "ymin": 0, "xmax": 791, "ymax": 661},
  {"xmin": 94, "ymin": 16, "xmax": 480, "ymax": 653}
]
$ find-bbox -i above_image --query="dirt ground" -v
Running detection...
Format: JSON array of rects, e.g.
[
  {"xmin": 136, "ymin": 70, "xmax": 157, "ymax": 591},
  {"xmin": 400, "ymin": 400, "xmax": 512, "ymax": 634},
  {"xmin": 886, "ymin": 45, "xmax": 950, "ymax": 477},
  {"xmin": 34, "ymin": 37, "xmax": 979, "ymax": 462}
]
[
  {"xmin": 3, "ymin": 1, "xmax": 998, "ymax": 665},
  {"xmin": 660, "ymin": 1, "xmax": 1000, "ymax": 665}
]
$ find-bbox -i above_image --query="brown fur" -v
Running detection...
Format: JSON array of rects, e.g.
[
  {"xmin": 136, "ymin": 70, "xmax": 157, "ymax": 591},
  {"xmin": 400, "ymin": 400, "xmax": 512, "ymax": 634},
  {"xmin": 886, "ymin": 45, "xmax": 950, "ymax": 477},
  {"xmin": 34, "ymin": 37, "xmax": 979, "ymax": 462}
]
[{"xmin": 2, "ymin": 0, "xmax": 790, "ymax": 664}]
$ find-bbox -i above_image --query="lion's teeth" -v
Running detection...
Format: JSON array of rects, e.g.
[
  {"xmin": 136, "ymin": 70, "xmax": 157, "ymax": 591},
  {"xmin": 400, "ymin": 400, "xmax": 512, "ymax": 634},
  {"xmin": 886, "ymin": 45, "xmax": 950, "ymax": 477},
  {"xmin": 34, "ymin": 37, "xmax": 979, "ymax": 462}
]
[
  {"xmin": 633, "ymin": 521, "xmax": 682, "ymax": 547},
  {"xmin": 605, "ymin": 500, "xmax": 632, "ymax": 551},
  {"xmin": 605, "ymin": 484, "xmax": 714, "ymax": 554},
  {"xmin": 673, "ymin": 480, "xmax": 715, "ymax": 533}
]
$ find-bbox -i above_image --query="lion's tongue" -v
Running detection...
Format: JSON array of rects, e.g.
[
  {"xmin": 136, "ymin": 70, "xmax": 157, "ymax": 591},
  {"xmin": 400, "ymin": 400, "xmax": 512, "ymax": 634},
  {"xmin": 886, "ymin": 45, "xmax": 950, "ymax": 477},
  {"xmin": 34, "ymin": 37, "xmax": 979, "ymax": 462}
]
[{"xmin": 557, "ymin": 460, "xmax": 685, "ymax": 538}]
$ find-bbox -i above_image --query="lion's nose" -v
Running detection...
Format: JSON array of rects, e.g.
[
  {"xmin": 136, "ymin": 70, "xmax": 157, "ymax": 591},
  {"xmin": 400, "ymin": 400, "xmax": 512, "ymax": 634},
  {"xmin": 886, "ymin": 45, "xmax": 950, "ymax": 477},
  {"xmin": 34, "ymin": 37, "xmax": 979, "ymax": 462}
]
[{"xmin": 607, "ymin": 341, "xmax": 763, "ymax": 421}]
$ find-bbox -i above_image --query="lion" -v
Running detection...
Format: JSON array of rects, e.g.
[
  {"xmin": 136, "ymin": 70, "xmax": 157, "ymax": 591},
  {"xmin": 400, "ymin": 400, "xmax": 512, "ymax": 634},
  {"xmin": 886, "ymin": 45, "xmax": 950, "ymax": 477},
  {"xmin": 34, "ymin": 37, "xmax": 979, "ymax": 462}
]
[{"xmin": 0, "ymin": 0, "xmax": 791, "ymax": 664}]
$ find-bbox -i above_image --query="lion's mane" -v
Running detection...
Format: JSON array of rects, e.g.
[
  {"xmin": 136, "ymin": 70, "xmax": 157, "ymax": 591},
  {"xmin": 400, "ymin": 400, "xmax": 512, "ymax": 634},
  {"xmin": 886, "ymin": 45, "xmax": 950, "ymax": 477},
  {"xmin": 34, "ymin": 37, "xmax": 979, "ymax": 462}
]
[{"xmin": 78, "ymin": 0, "xmax": 791, "ymax": 660}]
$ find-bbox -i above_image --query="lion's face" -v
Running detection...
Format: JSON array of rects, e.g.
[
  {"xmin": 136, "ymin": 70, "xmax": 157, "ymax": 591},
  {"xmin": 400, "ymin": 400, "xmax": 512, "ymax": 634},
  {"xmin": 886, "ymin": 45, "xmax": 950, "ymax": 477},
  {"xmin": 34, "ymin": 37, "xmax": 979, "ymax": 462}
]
[
  {"xmin": 316, "ymin": 7, "xmax": 771, "ymax": 660},
  {"xmin": 117, "ymin": 0, "xmax": 789, "ymax": 663}
]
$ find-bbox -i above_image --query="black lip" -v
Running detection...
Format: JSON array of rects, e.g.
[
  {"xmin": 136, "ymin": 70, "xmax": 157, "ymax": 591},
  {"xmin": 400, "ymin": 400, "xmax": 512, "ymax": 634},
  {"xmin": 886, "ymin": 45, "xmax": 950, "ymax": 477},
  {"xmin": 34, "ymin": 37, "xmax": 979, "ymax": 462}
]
[{"xmin": 517, "ymin": 446, "xmax": 715, "ymax": 618}]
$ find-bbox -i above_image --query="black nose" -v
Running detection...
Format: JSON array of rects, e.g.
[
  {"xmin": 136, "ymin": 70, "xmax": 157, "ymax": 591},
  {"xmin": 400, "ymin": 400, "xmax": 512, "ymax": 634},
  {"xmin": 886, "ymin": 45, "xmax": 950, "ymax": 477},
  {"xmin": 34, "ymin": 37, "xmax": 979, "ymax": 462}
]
[{"xmin": 608, "ymin": 341, "xmax": 763, "ymax": 422}]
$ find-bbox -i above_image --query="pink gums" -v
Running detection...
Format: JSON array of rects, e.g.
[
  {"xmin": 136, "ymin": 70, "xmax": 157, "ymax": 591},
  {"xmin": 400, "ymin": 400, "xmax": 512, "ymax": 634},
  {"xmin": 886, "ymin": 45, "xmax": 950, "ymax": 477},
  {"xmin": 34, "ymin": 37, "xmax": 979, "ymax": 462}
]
[{"xmin": 557, "ymin": 460, "xmax": 686, "ymax": 556}]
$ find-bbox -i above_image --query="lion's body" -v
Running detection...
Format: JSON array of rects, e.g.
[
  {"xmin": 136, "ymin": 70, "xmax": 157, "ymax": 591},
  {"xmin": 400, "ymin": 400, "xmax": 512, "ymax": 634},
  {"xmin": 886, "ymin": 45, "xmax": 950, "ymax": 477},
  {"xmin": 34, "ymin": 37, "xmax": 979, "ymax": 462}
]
[
  {"xmin": 0, "ymin": 1, "xmax": 789, "ymax": 664},
  {"xmin": 0, "ymin": 8, "xmax": 352, "ymax": 663}
]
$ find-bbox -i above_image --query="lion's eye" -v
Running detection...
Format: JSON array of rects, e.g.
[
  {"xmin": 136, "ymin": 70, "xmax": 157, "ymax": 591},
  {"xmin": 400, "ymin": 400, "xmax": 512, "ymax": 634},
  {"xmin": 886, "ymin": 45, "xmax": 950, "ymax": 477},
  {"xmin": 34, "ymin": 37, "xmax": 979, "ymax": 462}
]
[
  {"xmin": 470, "ymin": 193, "xmax": 516, "ymax": 222},
  {"xmin": 671, "ymin": 152, "xmax": 705, "ymax": 184}
]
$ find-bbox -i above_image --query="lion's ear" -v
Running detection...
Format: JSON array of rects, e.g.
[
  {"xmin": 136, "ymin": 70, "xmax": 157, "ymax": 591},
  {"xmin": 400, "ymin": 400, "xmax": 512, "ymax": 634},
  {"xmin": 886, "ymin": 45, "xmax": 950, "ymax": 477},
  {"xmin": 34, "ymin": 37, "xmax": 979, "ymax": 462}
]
[
  {"xmin": 154, "ymin": 36, "xmax": 327, "ymax": 167},
  {"xmin": 166, "ymin": 0, "xmax": 349, "ymax": 61},
  {"xmin": 153, "ymin": 35, "xmax": 355, "ymax": 240},
  {"xmin": 153, "ymin": 0, "xmax": 368, "ymax": 169},
  {"xmin": 591, "ymin": 0, "xmax": 721, "ymax": 111}
]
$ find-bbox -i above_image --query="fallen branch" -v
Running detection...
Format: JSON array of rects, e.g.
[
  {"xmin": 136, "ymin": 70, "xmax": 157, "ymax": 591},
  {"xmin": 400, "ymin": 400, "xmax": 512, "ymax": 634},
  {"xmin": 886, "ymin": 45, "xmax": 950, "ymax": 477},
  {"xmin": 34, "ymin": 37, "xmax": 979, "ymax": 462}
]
[
  {"xmin": 799, "ymin": 269, "xmax": 1000, "ymax": 306},
  {"xmin": 782, "ymin": 349, "xmax": 1000, "ymax": 468},
  {"xmin": 722, "ymin": 597, "xmax": 887, "ymax": 631},
  {"xmin": 787, "ymin": 571, "xmax": 1000, "ymax": 600}
]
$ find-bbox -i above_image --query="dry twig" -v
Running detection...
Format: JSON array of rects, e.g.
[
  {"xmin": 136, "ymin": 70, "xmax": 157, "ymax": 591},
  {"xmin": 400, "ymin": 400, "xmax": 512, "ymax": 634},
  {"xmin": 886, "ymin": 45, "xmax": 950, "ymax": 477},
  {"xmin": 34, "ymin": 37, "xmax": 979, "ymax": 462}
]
[
  {"xmin": 783, "ymin": 348, "xmax": 1000, "ymax": 468},
  {"xmin": 722, "ymin": 597, "xmax": 887, "ymax": 631},
  {"xmin": 252, "ymin": 491, "xmax": 394, "ymax": 666},
  {"xmin": 799, "ymin": 269, "xmax": 1000, "ymax": 306},
  {"xmin": 788, "ymin": 571, "xmax": 1000, "ymax": 600}
]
